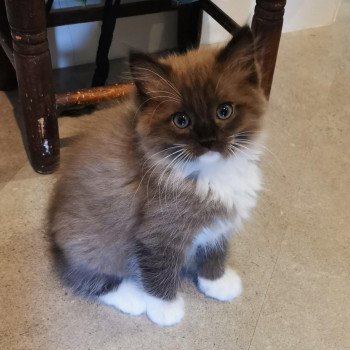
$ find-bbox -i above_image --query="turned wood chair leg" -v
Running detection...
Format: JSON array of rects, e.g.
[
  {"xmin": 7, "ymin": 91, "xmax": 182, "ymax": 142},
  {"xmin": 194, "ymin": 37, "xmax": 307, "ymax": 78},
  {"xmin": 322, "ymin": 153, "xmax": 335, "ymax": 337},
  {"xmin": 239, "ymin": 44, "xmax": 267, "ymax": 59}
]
[
  {"xmin": 252, "ymin": 0, "xmax": 286, "ymax": 98},
  {"xmin": 0, "ymin": 1, "xmax": 17, "ymax": 91},
  {"xmin": 177, "ymin": 1, "xmax": 203, "ymax": 53},
  {"xmin": 5, "ymin": 0, "xmax": 59, "ymax": 174}
]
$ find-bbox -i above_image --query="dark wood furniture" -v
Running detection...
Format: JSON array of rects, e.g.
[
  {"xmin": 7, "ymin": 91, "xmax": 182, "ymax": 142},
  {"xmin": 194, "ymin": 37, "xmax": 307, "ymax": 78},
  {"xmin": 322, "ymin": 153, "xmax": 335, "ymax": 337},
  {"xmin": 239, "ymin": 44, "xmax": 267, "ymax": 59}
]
[{"xmin": 0, "ymin": 0, "xmax": 286, "ymax": 174}]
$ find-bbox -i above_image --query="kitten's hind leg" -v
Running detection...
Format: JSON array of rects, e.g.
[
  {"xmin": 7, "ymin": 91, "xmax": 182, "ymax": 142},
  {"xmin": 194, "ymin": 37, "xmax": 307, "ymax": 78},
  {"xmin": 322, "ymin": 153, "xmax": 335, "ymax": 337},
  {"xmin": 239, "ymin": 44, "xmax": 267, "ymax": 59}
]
[
  {"xmin": 196, "ymin": 240, "xmax": 242, "ymax": 301},
  {"xmin": 99, "ymin": 279, "xmax": 146, "ymax": 316},
  {"xmin": 54, "ymin": 246, "xmax": 146, "ymax": 315},
  {"xmin": 52, "ymin": 244, "xmax": 122, "ymax": 297}
]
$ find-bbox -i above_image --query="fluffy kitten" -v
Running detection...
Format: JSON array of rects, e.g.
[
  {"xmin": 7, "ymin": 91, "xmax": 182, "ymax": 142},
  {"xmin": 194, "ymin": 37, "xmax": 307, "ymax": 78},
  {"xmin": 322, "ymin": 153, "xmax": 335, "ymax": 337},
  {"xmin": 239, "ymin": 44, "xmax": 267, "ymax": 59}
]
[{"xmin": 49, "ymin": 26, "xmax": 266, "ymax": 326}]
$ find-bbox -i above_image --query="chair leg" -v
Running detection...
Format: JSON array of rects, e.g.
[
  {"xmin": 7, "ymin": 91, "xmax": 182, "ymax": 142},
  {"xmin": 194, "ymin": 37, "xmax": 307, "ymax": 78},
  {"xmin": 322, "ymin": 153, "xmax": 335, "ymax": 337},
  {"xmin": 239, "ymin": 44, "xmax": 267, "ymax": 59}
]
[
  {"xmin": 252, "ymin": 0, "xmax": 287, "ymax": 98},
  {"xmin": 5, "ymin": 0, "xmax": 59, "ymax": 174},
  {"xmin": 177, "ymin": 1, "xmax": 203, "ymax": 53},
  {"xmin": 92, "ymin": 0, "xmax": 121, "ymax": 87},
  {"xmin": 0, "ymin": 43, "xmax": 17, "ymax": 91},
  {"xmin": 0, "ymin": 0, "xmax": 17, "ymax": 91}
]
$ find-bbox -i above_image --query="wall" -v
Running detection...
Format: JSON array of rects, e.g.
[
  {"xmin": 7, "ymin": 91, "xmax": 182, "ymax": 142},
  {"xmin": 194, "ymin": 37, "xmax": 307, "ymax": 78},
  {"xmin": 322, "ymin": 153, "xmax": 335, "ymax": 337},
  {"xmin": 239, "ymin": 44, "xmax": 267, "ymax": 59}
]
[{"xmin": 49, "ymin": 0, "xmax": 343, "ymax": 69}]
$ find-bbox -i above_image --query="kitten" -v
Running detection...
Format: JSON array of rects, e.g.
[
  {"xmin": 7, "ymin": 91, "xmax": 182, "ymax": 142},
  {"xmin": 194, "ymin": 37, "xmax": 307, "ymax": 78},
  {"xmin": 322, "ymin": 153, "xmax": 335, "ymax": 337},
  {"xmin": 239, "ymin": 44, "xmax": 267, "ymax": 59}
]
[{"xmin": 49, "ymin": 26, "xmax": 266, "ymax": 326}]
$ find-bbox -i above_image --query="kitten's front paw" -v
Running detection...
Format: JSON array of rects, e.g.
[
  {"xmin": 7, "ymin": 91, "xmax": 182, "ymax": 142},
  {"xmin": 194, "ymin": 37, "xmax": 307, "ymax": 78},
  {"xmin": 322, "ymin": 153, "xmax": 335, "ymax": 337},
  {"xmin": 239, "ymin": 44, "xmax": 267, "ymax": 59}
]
[
  {"xmin": 145, "ymin": 294, "xmax": 184, "ymax": 326},
  {"xmin": 198, "ymin": 268, "xmax": 242, "ymax": 301},
  {"xmin": 99, "ymin": 279, "xmax": 146, "ymax": 316}
]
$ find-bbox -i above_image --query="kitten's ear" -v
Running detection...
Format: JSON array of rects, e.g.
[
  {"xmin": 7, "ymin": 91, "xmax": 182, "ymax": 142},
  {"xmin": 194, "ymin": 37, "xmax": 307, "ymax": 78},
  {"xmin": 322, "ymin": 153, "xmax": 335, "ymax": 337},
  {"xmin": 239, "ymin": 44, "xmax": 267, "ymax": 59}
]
[
  {"xmin": 129, "ymin": 52, "xmax": 171, "ymax": 97},
  {"xmin": 217, "ymin": 26, "xmax": 255, "ymax": 62},
  {"xmin": 217, "ymin": 26, "xmax": 259, "ymax": 85}
]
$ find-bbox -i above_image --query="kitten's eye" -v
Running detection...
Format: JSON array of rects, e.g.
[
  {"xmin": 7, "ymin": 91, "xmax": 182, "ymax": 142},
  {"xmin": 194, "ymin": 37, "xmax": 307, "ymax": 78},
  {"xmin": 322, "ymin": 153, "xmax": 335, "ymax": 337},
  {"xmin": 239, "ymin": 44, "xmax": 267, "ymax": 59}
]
[
  {"xmin": 216, "ymin": 103, "xmax": 234, "ymax": 120},
  {"xmin": 172, "ymin": 112, "xmax": 191, "ymax": 129}
]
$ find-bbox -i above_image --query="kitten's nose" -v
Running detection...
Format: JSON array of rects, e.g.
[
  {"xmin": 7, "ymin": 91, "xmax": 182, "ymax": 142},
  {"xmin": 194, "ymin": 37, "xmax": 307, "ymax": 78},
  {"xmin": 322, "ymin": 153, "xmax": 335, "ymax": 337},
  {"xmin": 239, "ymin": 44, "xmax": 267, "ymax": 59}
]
[{"xmin": 199, "ymin": 139, "xmax": 216, "ymax": 149}]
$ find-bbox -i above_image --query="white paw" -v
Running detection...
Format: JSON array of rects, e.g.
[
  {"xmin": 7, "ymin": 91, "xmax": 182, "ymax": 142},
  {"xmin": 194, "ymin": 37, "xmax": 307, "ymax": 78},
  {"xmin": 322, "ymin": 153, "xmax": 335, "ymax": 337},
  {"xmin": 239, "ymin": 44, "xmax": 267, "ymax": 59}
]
[
  {"xmin": 198, "ymin": 268, "xmax": 242, "ymax": 301},
  {"xmin": 145, "ymin": 294, "xmax": 184, "ymax": 326},
  {"xmin": 99, "ymin": 279, "xmax": 146, "ymax": 316}
]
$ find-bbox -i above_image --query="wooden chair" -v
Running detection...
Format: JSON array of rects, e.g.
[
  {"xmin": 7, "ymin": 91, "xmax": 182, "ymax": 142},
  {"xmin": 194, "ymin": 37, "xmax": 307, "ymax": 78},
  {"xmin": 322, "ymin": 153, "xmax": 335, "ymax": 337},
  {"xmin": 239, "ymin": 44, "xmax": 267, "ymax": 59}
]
[{"xmin": 0, "ymin": 0, "xmax": 286, "ymax": 174}]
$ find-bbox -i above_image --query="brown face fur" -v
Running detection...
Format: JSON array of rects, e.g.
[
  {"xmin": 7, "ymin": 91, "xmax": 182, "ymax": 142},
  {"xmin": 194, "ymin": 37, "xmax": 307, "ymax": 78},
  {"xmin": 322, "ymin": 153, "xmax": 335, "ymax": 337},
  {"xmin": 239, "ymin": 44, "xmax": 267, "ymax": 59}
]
[{"xmin": 130, "ymin": 26, "xmax": 266, "ymax": 160}]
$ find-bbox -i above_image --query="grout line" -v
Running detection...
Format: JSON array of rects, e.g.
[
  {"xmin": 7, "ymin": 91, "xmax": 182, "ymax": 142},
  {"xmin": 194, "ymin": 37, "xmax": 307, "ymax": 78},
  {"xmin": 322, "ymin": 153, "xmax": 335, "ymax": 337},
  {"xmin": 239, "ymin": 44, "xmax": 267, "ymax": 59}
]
[{"xmin": 247, "ymin": 235, "xmax": 286, "ymax": 350}]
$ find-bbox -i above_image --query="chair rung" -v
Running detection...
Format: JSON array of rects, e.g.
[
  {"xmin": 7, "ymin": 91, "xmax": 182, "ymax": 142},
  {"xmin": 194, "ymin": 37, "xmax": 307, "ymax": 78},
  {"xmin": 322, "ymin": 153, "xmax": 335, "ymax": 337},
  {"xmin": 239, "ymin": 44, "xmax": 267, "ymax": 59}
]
[
  {"xmin": 202, "ymin": 0, "xmax": 240, "ymax": 35},
  {"xmin": 55, "ymin": 83, "xmax": 134, "ymax": 108}
]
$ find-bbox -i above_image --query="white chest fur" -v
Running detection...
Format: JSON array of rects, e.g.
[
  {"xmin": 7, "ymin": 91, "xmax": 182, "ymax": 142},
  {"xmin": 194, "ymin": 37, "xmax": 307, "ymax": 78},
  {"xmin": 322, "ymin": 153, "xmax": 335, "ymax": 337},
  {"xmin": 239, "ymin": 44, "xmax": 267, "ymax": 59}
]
[{"xmin": 182, "ymin": 144, "xmax": 263, "ymax": 253}]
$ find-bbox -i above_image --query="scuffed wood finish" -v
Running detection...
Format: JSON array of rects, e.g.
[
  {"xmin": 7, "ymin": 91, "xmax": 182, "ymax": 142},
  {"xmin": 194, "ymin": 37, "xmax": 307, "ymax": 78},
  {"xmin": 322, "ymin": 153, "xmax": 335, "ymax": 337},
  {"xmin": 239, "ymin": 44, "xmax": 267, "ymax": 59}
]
[
  {"xmin": 5, "ymin": 0, "xmax": 59, "ymax": 173},
  {"xmin": 56, "ymin": 83, "xmax": 134, "ymax": 108},
  {"xmin": 252, "ymin": 0, "xmax": 286, "ymax": 98},
  {"xmin": 0, "ymin": 0, "xmax": 16, "ymax": 90}
]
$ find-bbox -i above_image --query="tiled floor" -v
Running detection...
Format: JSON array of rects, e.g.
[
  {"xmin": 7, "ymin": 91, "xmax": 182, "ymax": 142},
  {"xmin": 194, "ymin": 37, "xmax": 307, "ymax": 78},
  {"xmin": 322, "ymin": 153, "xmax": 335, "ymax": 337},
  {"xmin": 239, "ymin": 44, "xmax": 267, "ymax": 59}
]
[{"xmin": 1, "ymin": 3, "xmax": 349, "ymax": 349}]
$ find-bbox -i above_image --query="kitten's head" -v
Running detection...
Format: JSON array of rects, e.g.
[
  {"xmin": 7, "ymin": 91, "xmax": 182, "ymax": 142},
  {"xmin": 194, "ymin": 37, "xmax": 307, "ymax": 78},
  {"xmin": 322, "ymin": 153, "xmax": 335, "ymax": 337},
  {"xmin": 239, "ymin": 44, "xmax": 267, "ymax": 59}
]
[{"xmin": 130, "ymin": 26, "xmax": 266, "ymax": 164}]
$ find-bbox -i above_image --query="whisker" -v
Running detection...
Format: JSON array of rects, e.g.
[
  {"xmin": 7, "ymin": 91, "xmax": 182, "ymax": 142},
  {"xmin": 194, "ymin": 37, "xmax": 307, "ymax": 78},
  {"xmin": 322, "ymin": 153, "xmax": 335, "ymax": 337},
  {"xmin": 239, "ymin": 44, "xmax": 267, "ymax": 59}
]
[
  {"xmin": 132, "ymin": 95, "xmax": 179, "ymax": 121},
  {"xmin": 133, "ymin": 67, "xmax": 181, "ymax": 98},
  {"xmin": 149, "ymin": 99, "xmax": 179, "ymax": 119},
  {"xmin": 165, "ymin": 150, "xmax": 191, "ymax": 196},
  {"xmin": 229, "ymin": 144, "xmax": 254, "ymax": 161},
  {"xmin": 157, "ymin": 150, "xmax": 186, "ymax": 212},
  {"xmin": 215, "ymin": 72, "xmax": 224, "ymax": 94},
  {"xmin": 147, "ymin": 89, "xmax": 182, "ymax": 102},
  {"xmin": 158, "ymin": 149, "xmax": 186, "ymax": 189},
  {"xmin": 235, "ymin": 139, "xmax": 285, "ymax": 175},
  {"xmin": 140, "ymin": 145, "xmax": 183, "ymax": 172},
  {"xmin": 144, "ymin": 148, "xmax": 185, "ymax": 202},
  {"xmin": 132, "ymin": 148, "xmax": 184, "ymax": 201},
  {"xmin": 229, "ymin": 130, "xmax": 264, "ymax": 140}
]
